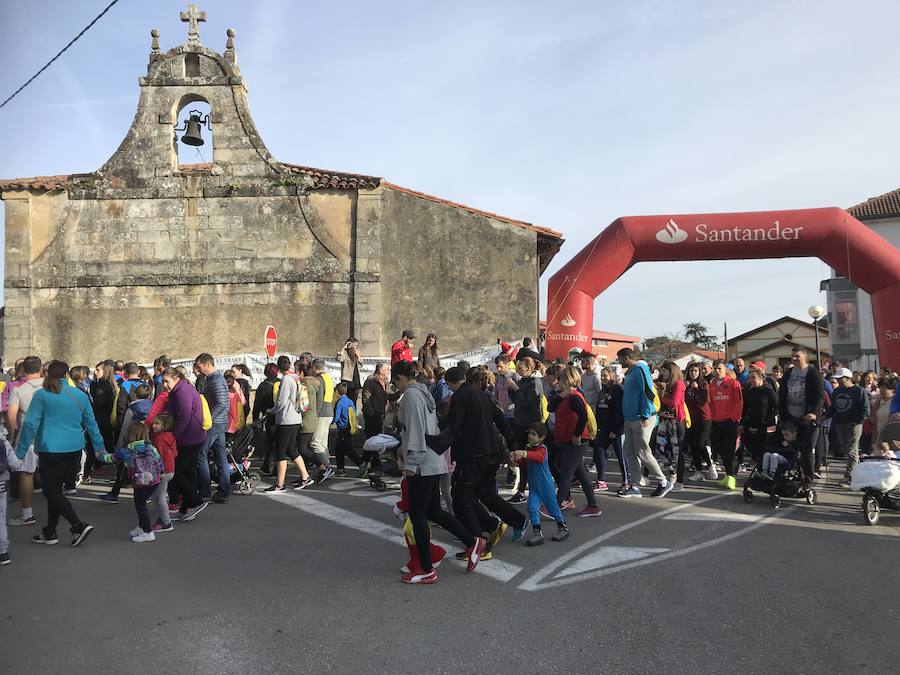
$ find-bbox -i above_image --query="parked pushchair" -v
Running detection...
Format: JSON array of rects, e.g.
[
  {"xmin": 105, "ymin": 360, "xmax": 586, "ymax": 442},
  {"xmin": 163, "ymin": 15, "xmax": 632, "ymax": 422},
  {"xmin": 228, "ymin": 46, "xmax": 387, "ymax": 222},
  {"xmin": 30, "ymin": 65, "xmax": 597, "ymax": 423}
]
[
  {"xmin": 209, "ymin": 423, "xmax": 262, "ymax": 495},
  {"xmin": 743, "ymin": 454, "xmax": 817, "ymax": 509},
  {"xmin": 850, "ymin": 456, "xmax": 900, "ymax": 526},
  {"xmin": 362, "ymin": 433, "xmax": 402, "ymax": 492}
]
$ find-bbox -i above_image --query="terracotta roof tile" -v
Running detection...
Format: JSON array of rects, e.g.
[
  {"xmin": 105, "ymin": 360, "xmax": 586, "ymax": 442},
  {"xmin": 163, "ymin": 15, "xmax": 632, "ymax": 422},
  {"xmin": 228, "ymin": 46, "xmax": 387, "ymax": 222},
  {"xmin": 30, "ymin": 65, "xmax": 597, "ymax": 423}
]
[
  {"xmin": 847, "ymin": 187, "xmax": 900, "ymax": 220},
  {"xmin": 0, "ymin": 174, "xmax": 70, "ymax": 192},
  {"xmin": 282, "ymin": 163, "xmax": 380, "ymax": 190},
  {"xmin": 383, "ymin": 181, "xmax": 563, "ymax": 240}
]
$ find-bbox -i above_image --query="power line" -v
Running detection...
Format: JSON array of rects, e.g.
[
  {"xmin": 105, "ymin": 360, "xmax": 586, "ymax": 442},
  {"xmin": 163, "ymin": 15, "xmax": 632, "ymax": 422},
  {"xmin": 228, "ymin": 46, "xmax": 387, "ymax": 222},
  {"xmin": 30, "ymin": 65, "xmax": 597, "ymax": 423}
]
[{"xmin": 0, "ymin": 0, "xmax": 121, "ymax": 110}]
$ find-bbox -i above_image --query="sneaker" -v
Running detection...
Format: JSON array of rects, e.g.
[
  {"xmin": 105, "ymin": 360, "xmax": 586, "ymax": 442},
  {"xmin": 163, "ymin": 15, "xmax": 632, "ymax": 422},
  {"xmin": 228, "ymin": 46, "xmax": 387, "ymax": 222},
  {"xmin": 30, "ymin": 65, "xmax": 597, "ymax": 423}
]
[
  {"xmin": 538, "ymin": 505, "xmax": 554, "ymax": 520},
  {"xmin": 334, "ymin": 469, "xmax": 347, "ymax": 477},
  {"xmin": 488, "ymin": 521, "xmax": 508, "ymax": 549},
  {"xmin": 358, "ymin": 462, "xmax": 370, "ymax": 479},
  {"xmin": 129, "ymin": 526, "xmax": 143, "ymax": 538},
  {"xmin": 317, "ymin": 467, "xmax": 335, "ymax": 484},
  {"xmin": 571, "ymin": 483, "xmax": 583, "ymax": 492},
  {"xmin": 152, "ymin": 521, "xmax": 174, "ymax": 533},
  {"xmin": 688, "ymin": 471, "xmax": 704, "ymax": 482},
  {"xmin": 64, "ymin": 488, "xmax": 77, "ymax": 496},
  {"xmin": 639, "ymin": 477, "xmax": 649, "ymax": 487},
  {"xmin": 464, "ymin": 536, "xmax": 486, "ymax": 572},
  {"xmin": 525, "ymin": 532, "xmax": 545, "ymax": 547},
  {"xmin": 506, "ymin": 492, "xmax": 527, "ymax": 504},
  {"xmin": 705, "ymin": 466, "xmax": 719, "ymax": 481},
  {"xmin": 480, "ymin": 550, "xmax": 493, "ymax": 561},
  {"xmin": 131, "ymin": 531, "xmax": 155, "ymax": 543},
  {"xmin": 652, "ymin": 481, "xmax": 674, "ymax": 498},
  {"xmin": 0, "ymin": 552, "xmax": 9, "ymax": 566},
  {"xmin": 671, "ymin": 482, "xmax": 684, "ymax": 493},
  {"xmin": 70, "ymin": 523, "xmax": 94, "ymax": 547},
  {"xmin": 838, "ymin": 480, "xmax": 851, "ymax": 489},
  {"xmin": 620, "ymin": 485, "xmax": 642, "ymax": 498},
  {"xmin": 212, "ymin": 494, "xmax": 229, "ymax": 504},
  {"xmin": 182, "ymin": 501, "xmax": 209, "ymax": 522},
  {"xmin": 32, "ymin": 530, "xmax": 58, "ymax": 545},
  {"xmin": 551, "ymin": 526, "xmax": 570, "ymax": 542},
  {"xmin": 99, "ymin": 493, "xmax": 119, "ymax": 504},
  {"xmin": 595, "ymin": 481, "xmax": 609, "ymax": 492},
  {"xmin": 293, "ymin": 477, "xmax": 315, "ymax": 490},
  {"xmin": 560, "ymin": 498, "xmax": 576, "ymax": 510},
  {"xmin": 264, "ymin": 484, "xmax": 286, "ymax": 493},
  {"xmin": 8, "ymin": 514, "xmax": 36, "ymax": 526},
  {"xmin": 717, "ymin": 476, "xmax": 731, "ymax": 489},
  {"xmin": 455, "ymin": 551, "xmax": 469, "ymax": 561},
  {"xmin": 576, "ymin": 505, "xmax": 602, "ymax": 517},
  {"xmin": 401, "ymin": 568, "xmax": 437, "ymax": 584},
  {"xmin": 505, "ymin": 469, "xmax": 516, "ymax": 487},
  {"xmin": 511, "ymin": 525, "xmax": 527, "ymax": 543},
  {"xmin": 168, "ymin": 502, "xmax": 181, "ymax": 512}
]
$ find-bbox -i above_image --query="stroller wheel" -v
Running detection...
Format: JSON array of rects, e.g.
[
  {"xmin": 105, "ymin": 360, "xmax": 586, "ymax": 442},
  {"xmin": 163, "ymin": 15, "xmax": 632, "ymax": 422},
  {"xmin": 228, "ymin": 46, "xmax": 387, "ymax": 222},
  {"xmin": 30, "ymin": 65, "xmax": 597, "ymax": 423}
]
[
  {"xmin": 805, "ymin": 489, "xmax": 817, "ymax": 506},
  {"xmin": 238, "ymin": 481, "xmax": 253, "ymax": 496},
  {"xmin": 743, "ymin": 485, "xmax": 753, "ymax": 503},
  {"xmin": 374, "ymin": 480, "xmax": 387, "ymax": 492},
  {"xmin": 862, "ymin": 494, "xmax": 880, "ymax": 526},
  {"xmin": 770, "ymin": 494, "xmax": 781, "ymax": 509}
]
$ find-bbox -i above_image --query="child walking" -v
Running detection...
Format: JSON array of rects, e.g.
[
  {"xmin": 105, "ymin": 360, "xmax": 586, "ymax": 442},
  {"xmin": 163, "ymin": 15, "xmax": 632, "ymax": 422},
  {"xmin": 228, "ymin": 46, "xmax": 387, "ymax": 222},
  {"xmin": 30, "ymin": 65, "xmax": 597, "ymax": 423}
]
[
  {"xmin": 98, "ymin": 422, "xmax": 165, "ymax": 542},
  {"xmin": 149, "ymin": 413, "xmax": 177, "ymax": 533},
  {"xmin": 509, "ymin": 422, "xmax": 569, "ymax": 546},
  {"xmin": 333, "ymin": 382, "xmax": 363, "ymax": 476}
]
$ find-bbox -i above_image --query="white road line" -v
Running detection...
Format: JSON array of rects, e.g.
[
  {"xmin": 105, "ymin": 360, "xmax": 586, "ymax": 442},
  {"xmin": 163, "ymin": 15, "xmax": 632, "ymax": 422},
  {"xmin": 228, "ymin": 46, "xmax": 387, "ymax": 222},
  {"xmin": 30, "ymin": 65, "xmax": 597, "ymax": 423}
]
[
  {"xmin": 264, "ymin": 491, "xmax": 523, "ymax": 583},
  {"xmin": 556, "ymin": 546, "xmax": 670, "ymax": 578},
  {"xmin": 519, "ymin": 496, "xmax": 793, "ymax": 591},
  {"xmin": 663, "ymin": 511, "xmax": 762, "ymax": 523},
  {"xmin": 518, "ymin": 492, "xmax": 731, "ymax": 592},
  {"xmin": 373, "ymin": 496, "xmax": 399, "ymax": 505}
]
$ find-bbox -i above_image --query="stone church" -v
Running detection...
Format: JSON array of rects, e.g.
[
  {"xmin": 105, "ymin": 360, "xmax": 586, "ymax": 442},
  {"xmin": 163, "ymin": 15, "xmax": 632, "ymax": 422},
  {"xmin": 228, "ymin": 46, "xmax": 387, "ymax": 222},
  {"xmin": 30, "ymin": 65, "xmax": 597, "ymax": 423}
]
[{"xmin": 0, "ymin": 6, "xmax": 562, "ymax": 364}]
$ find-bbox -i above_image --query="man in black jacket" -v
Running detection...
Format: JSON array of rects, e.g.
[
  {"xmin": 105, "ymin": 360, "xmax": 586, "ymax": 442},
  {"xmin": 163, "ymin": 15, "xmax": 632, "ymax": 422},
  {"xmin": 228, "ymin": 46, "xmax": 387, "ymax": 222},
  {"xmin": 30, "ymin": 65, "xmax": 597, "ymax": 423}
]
[
  {"xmin": 778, "ymin": 346, "xmax": 825, "ymax": 483},
  {"xmin": 446, "ymin": 368, "xmax": 527, "ymax": 554},
  {"xmin": 832, "ymin": 367, "xmax": 870, "ymax": 488}
]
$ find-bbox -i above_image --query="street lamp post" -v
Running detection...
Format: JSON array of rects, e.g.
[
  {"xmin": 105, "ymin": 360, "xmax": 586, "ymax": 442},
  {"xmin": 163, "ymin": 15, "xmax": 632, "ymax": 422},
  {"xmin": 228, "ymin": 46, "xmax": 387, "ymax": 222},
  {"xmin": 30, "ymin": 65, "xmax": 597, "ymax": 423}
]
[{"xmin": 808, "ymin": 304, "xmax": 825, "ymax": 369}]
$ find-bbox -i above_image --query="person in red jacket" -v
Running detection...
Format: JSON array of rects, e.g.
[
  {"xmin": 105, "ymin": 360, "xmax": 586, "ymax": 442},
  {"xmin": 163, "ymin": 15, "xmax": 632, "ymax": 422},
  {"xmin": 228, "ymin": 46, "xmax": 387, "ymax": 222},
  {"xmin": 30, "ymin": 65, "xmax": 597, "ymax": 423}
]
[
  {"xmin": 708, "ymin": 360, "xmax": 744, "ymax": 489},
  {"xmin": 390, "ymin": 329, "xmax": 415, "ymax": 366},
  {"xmin": 149, "ymin": 412, "xmax": 178, "ymax": 533}
]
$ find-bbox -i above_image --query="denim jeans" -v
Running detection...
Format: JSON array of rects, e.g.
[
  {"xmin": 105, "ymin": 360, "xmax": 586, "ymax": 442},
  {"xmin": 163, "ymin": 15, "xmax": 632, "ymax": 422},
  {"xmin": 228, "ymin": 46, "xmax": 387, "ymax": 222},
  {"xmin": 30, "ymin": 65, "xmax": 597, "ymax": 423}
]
[{"xmin": 197, "ymin": 422, "xmax": 230, "ymax": 498}]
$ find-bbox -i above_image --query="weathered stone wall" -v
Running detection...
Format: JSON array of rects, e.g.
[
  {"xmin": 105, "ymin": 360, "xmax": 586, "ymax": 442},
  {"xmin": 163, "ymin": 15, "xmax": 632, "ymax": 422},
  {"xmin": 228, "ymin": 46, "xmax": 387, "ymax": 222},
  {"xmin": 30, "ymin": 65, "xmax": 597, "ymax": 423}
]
[{"xmin": 375, "ymin": 187, "xmax": 540, "ymax": 355}]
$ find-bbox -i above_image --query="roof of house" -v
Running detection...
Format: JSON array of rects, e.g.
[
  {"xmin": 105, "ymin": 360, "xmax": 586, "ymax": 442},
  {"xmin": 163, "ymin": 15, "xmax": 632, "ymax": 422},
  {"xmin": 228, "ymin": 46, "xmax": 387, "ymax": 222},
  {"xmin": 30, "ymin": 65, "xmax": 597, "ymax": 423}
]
[
  {"xmin": 538, "ymin": 321, "xmax": 640, "ymax": 344},
  {"xmin": 847, "ymin": 187, "xmax": 900, "ymax": 221},
  {"xmin": 726, "ymin": 315, "xmax": 828, "ymax": 344}
]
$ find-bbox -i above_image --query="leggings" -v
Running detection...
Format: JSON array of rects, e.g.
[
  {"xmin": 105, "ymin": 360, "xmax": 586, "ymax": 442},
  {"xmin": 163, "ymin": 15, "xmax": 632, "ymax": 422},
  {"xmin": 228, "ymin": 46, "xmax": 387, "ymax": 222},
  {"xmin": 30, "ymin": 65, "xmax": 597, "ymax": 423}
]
[
  {"xmin": 171, "ymin": 442, "xmax": 203, "ymax": 513},
  {"xmin": 711, "ymin": 420, "xmax": 738, "ymax": 477},
  {"xmin": 38, "ymin": 451, "xmax": 84, "ymax": 534},
  {"xmin": 685, "ymin": 420, "xmax": 712, "ymax": 470},
  {"xmin": 663, "ymin": 421, "xmax": 686, "ymax": 483},
  {"xmin": 155, "ymin": 472, "xmax": 174, "ymax": 526},
  {"xmin": 134, "ymin": 484, "xmax": 158, "ymax": 533},
  {"xmin": 556, "ymin": 443, "xmax": 597, "ymax": 507},
  {"xmin": 407, "ymin": 473, "xmax": 474, "ymax": 571},
  {"xmin": 594, "ymin": 433, "xmax": 623, "ymax": 482}
]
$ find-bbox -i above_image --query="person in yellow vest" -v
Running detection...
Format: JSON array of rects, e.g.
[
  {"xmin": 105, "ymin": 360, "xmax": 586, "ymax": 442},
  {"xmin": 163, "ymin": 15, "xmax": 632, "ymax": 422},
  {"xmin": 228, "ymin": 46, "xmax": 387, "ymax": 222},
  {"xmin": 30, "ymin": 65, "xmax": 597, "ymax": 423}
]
[{"xmin": 309, "ymin": 359, "xmax": 335, "ymax": 483}]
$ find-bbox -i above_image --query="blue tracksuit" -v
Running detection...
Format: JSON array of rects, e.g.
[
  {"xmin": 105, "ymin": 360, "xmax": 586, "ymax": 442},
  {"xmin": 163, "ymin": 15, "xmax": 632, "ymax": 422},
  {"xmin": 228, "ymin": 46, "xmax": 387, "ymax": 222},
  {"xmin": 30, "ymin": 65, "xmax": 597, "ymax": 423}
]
[{"xmin": 523, "ymin": 443, "xmax": 565, "ymax": 527}]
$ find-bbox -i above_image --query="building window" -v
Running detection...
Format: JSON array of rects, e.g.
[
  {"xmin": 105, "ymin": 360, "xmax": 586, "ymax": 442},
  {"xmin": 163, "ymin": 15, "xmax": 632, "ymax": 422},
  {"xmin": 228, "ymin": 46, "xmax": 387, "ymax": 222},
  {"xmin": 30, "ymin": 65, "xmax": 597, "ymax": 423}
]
[{"xmin": 592, "ymin": 339, "xmax": 608, "ymax": 347}]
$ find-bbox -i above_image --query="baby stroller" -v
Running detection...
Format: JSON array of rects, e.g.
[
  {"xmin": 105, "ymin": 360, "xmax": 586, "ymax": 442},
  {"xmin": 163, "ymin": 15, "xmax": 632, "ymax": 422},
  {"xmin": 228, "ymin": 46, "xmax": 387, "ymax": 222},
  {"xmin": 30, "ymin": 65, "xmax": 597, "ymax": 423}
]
[
  {"xmin": 362, "ymin": 433, "xmax": 402, "ymax": 492},
  {"xmin": 210, "ymin": 423, "xmax": 262, "ymax": 495},
  {"xmin": 742, "ymin": 454, "xmax": 817, "ymax": 509},
  {"xmin": 850, "ymin": 456, "xmax": 900, "ymax": 526}
]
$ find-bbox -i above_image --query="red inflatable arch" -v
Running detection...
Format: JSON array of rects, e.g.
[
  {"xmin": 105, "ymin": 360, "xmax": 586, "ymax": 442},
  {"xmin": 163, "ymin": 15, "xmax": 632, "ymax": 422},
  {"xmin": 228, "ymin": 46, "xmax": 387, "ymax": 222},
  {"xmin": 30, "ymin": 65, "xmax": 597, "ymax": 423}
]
[{"xmin": 545, "ymin": 207, "xmax": 900, "ymax": 368}]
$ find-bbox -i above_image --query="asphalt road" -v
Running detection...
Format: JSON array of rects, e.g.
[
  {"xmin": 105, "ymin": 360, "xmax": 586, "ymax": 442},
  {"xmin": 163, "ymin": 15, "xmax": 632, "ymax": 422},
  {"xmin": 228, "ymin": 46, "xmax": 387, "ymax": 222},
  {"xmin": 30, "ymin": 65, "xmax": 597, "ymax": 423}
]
[{"xmin": 3, "ymin": 460, "xmax": 899, "ymax": 674}]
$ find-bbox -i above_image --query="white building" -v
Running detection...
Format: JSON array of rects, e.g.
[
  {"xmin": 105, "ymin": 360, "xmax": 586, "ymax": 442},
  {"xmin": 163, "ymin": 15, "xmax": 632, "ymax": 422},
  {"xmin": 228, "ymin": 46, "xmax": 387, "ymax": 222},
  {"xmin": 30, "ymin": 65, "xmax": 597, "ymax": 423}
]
[
  {"xmin": 726, "ymin": 316, "xmax": 830, "ymax": 369},
  {"xmin": 828, "ymin": 190, "xmax": 900, "ymax": 370}
]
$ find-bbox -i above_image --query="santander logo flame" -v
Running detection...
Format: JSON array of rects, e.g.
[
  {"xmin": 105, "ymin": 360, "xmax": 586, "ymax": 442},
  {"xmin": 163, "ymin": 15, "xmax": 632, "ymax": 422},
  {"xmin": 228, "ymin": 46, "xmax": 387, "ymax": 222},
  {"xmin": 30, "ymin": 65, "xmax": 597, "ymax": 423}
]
[
  {"xmin": 560, "ymin": 314, "xmax": 576, "ymax": 327},
  {"xmin": 655, "ymin": 219, "xmax": 688, "ymax": 244}
]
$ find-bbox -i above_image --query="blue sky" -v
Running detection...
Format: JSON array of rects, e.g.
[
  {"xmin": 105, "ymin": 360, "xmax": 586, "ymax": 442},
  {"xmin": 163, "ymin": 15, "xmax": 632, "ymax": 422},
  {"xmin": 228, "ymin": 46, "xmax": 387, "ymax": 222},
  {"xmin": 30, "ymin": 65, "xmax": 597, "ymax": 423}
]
[{"xmin": 2, "ymin": 0, "xmax": 900, "ymax": 342}]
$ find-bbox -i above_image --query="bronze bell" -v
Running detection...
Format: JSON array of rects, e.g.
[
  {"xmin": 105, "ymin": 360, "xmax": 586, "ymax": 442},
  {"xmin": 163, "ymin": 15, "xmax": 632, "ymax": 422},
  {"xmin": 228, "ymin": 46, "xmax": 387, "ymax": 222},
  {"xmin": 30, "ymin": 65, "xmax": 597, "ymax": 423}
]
[{"xmin": 181, "ymin": 114, "xmax": 204, "ymax": 146}]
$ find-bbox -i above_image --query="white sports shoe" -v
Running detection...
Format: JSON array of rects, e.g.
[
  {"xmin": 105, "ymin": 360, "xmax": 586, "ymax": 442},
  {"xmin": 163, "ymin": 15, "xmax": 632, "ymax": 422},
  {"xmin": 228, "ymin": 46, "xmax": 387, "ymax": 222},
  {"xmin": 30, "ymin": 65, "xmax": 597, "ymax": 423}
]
[
  {"xmin": 129, "ymin": 526, "xmax": 143, "ymax": 538},
  {"xmin": 671, "ymin": 482, "xmax": 684, "ymax": 493},
  {"xmin": 131, "ymin": 531, "xmax": 155, "ymax": 543},
  {"xmin": 705, "ymin": 466, "xmax": 719, "ymax": 481},
  {"xmin": 638, "ymin": 477, "xmax": 649, "ymax": 487},
  {"xmin": 687, "ymin": 471, "xmax": 704, "ymax": 482}
]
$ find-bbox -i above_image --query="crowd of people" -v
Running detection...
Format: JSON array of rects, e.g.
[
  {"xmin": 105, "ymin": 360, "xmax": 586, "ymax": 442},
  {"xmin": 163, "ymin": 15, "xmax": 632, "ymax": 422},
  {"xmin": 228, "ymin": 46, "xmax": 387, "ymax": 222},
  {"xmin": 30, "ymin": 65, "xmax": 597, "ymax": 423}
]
[{"xmin": 0, "ymin": 330, "xmax": 897, "ymax": 584}]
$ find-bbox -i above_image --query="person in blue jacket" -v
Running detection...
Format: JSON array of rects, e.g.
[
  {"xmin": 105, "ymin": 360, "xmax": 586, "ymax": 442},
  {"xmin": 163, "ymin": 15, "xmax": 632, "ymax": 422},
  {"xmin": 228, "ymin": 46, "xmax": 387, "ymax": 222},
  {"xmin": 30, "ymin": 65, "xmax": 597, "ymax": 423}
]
[
  {"xmin": 16, "ymin": 360, "xmax": 106, "ymax": 547},
  {"xmin": 508, "ymin": 422, "xmax": 568, "ymax": 546},
  {"xmin": 333, "ymin": 382, "xmax": 363, "ymax": 475}
]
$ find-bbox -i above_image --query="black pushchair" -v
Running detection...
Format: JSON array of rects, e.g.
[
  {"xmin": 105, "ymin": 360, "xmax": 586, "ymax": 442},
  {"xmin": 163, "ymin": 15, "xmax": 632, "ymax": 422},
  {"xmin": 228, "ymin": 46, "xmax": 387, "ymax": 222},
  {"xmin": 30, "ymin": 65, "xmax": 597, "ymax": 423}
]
[
  {"xmin": 743, "ymin": 451, "xmax": 817, "ymax": 509},
  {"xmin": 209, "ymin": 423, "xmax": 262, "ymax": 495}
]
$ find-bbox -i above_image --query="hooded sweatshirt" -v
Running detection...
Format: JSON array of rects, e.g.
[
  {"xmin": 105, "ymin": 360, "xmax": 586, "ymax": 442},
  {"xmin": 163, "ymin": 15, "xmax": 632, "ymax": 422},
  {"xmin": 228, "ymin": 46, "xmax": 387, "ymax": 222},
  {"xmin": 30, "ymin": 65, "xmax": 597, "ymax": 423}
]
[
  {"xmin": 15, "ymin": 381, "xmax": 106, "ymax": 458},
  {"xmin": 397, "ymin": 382, "xmax": 446, "ymax": 476},
  {"xmin": 268, "ymin": 372, "xmax": 303, "ymax": 426}
]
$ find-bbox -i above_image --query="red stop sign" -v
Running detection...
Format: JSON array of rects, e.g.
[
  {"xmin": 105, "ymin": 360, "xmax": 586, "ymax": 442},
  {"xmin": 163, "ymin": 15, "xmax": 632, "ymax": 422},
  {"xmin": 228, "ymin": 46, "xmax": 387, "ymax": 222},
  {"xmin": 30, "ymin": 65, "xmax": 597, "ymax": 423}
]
[{"xmin": 264, "ymin": 325, "xmax": 277, "ymax": 358}]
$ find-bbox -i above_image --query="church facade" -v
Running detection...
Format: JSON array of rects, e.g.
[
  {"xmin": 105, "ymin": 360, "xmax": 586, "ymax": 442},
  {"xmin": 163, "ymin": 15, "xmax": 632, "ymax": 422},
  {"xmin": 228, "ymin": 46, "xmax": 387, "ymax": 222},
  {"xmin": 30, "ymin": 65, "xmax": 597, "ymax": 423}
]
[{"xmin": 0, "ymin": 7, "xmax": 561, "ymax": 364}]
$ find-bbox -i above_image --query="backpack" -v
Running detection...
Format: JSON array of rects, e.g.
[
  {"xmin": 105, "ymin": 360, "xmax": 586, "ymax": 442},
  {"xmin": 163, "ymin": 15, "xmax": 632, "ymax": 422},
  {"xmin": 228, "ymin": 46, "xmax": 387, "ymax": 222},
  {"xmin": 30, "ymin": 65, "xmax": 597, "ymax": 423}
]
[
  {"xmin": 295, "ymin": 376, "xmax": 310, "ymax": 414},
  {"xmin": 199, "ymin": 395, "xmax": 213, "ymax": 431},
  {"xmin": 644, "ymin": 376, "xmax": 661, "ymax": 412},
  {"xmin": 572, "ymin": 390, "xmax": 597, "ymax": 440},
  {"xmin": 540, "ymin": 393, "xmax": 550, "ymax": 423},
  {"xmin": 130, "ymin": 442, "xmax": 163, "ymax": 487},
  {"xmin": 348, "ymin": 405, "xmax": 358, "ymax": 435}
]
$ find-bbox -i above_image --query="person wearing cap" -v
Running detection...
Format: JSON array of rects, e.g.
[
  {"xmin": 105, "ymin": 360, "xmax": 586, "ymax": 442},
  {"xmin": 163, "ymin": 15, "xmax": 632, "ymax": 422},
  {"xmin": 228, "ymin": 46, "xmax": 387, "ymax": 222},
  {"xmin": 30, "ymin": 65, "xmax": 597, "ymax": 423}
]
[
  {"xmin": 832, "ymin": 367, "xmax": 870, "ymax": 488},
  {"xmin": 750, "ymin": 361, "xmax": 777, "ymax": 390},
  {"xmin": 391, "ymin": 330, "xmax": 415, "ymax": 367}
]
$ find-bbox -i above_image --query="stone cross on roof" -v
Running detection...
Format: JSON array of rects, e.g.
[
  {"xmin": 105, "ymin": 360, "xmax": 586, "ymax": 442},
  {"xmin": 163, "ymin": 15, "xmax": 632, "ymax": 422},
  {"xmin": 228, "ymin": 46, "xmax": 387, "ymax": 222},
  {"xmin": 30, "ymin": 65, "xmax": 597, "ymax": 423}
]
[{"xmin": 180, "ymin": 4, "xmax": 207, "ymax": 45}]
